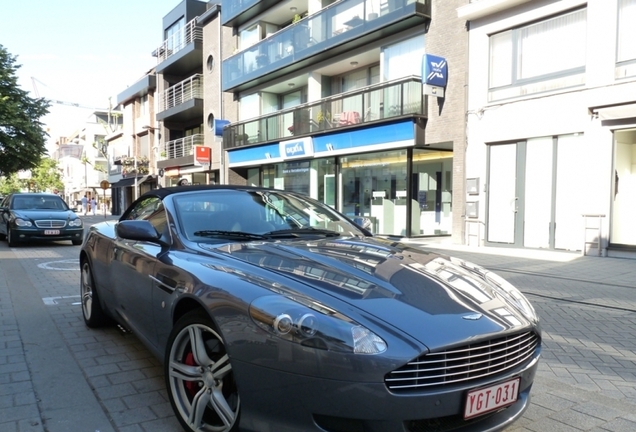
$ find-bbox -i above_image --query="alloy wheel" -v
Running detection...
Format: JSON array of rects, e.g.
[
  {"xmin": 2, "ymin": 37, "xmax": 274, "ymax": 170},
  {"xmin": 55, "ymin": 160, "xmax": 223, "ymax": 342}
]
[{"xmin": 166, "ymin": 315, "xmax": 240, "ymax": 432}]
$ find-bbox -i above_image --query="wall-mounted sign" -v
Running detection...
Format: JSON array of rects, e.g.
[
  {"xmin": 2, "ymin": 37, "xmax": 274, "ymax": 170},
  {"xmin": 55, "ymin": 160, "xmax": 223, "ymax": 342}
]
[
  {"xmin": 279, "ymin": 137, "xmax": 314, "ymax": 160},
  {"xmin": 194, "ymin": 146, "xmax": 211, "ymax": 166},
  {"xmin": 422, "ymin": 54, "xmax": 448, "ymax": 98},
  {"xmin": 214, "ymin": 119, "xmax": 230, "ymax": 137}
]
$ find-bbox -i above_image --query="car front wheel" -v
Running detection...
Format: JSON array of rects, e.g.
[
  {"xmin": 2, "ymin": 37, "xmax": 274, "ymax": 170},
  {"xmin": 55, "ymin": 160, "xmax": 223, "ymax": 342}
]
[
  {"xmin": 80, "ymin": 260, "xmax": 109, "ymax": 327},
  {"xmin": 165, "ymin": 310, "xmax": 240, "ymax": 432},
  {"xmin": 7, "ymin": 226, "xmax": 18, "ymax": 247}
]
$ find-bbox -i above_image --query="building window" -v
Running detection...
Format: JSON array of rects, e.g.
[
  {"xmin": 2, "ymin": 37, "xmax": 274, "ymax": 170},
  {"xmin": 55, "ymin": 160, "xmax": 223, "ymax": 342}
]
[
  {"xmin": 207, "ymin": 54, "xmax": 214, "ymax": 72},
  {"xmin": 617, "ymin": 0, "xmax": 636, "ymax": 78},
  {"xmin": 382, "ymin": 34, "xmax": 425, "ymax": 81},
  {"xmin": 140, "ymin": 95, "xmax": 148, "ymax": 117},
  {"xmin": 165, "ymin": 17, "xmax": 186, "ymax": 53},
  {"xmin": 488, "ymin": 8, "xmax": 586, "ymax": 101}
]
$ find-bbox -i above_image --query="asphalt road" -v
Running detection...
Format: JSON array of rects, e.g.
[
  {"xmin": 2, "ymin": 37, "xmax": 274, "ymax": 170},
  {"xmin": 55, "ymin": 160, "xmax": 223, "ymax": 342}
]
[{"xmin": 2, "ymin": 216, "xmax": 636, "ymax": 431}]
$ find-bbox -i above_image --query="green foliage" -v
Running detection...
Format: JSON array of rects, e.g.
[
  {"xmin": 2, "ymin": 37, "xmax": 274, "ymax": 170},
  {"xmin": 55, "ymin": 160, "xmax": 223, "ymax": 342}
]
[
  {"xmin": 0, "ymin": 158, "xmax": 62, "ymax": 194},
  {"xmin": 0, "ymin": 45, "xmax": 51, "ymax": 176},
  {"xmin": 29, "ymin": 157, "xmax": 63, "ymax": 192},
  {"xmin": 0, "ymin": 173, "xmax": 23, "ymax": 195}
]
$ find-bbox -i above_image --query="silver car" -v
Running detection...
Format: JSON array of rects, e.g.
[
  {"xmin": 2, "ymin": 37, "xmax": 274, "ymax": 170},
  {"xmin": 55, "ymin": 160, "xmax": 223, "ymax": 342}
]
[{"xmin": 80, "ymin": 185, "xmax": 541, "ymax": 432}]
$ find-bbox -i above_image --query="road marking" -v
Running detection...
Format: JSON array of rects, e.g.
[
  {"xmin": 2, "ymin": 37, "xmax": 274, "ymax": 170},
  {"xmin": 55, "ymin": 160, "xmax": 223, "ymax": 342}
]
[
  {"xmin": 37, "ymin": 259, "xmax": 80, "ymax": 271},
  {"xmin": 43, "ymin": 295, "xmax": 81, "ymax": 305}
]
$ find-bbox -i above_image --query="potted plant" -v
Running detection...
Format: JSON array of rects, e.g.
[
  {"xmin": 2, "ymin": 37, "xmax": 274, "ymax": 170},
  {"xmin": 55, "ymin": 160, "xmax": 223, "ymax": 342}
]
[{"xmin": 317, "ymin": 109, "xmax": 331, "ymax": 128}]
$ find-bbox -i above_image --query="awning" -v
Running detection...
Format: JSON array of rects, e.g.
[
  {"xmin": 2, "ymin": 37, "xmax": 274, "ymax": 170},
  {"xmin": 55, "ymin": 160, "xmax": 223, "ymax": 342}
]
[
  {"xmin": 590, "ymin": 102, "xmax": 636, "ymax": 120},
  {"xmin": 110, "ymin": 175, "xmax": 157, "ymax": 188}
]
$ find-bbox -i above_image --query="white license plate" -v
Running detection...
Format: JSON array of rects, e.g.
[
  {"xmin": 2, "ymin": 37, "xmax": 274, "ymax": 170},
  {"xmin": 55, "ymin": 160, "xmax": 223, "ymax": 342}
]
[
  {"xmin": 44, "ymin": 230, "xmax": 60, "ymax": 235},
  {"xmin": 464, "ymin": 378, "xmax": 520, "ymax": 419}
]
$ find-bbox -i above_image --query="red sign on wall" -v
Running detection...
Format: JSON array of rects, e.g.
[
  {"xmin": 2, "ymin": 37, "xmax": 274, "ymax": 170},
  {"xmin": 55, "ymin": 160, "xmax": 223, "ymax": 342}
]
[{"xmin": 194, "ymin": 146, "xmax": 211, "ymax": 166}]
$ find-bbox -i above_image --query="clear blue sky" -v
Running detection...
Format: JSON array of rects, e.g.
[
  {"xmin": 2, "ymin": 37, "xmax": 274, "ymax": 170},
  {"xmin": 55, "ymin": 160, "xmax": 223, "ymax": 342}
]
[{"xmin": 2, "ymin": 0, "xmax": 186, "ymax": 143}]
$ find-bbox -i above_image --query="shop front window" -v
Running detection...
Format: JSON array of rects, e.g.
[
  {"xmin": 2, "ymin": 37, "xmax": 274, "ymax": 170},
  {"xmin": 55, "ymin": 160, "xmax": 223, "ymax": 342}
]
[
  {"xmin": 612, "ymin": 129, "xmax": 636, "ymax": 246},
  {"xmin": 412, "ymin": 149, "xmax": 453, "ymax": 236},
  {"xmin": 339, "ymin": 150, "xmax": 407, "ymax": 235},
  {"xmin": 311, "ymin": 158, "xmax": 336, "ymax": 207}
]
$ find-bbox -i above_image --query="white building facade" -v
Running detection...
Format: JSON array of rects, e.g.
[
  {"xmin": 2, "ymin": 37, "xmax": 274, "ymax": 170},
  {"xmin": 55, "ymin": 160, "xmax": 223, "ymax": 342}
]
[
  {"xmin": 461, "ymin": 0, "xmax": 636, "ymax": 257},
  {"xmin": 58, "ymin": 111, "xmax": 114, "ymax": 211}
]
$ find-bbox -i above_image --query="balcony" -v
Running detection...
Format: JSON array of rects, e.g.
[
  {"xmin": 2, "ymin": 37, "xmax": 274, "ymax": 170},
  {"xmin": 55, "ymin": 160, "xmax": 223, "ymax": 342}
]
[
  {"xmin": 157, "ymin": 134, "xmax": 205, "ymax": 169},
  {"xmin": 222, "ymin": 0, "xmax": 431, "ymax": 92},
  {"xmin": 155, "ymin": 19, "xmax": 203, "ymax": 75},
  {"xmin": 157, "ymin": 75, "xmax": 204, "ymax": 123},
  {"xmin": 221, "ymin": 0, "xmax": 284, "ymax": 28},
  {"xmin": 223, "ymin": 76, "xmax": 426, "ymax": 149}
]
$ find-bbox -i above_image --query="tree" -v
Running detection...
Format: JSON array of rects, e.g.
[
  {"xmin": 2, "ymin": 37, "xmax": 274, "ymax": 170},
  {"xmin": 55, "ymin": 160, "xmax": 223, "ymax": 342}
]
[
  {"xmin": 29, "ymin": 157, "xmax": 64, "ymax": 192},
  {"xmin": 0, "ymin": 158, "xmax": 63, "ymax": 195},
  {"xmin": 0, "ymin": 44, "xmax": 50, "ymax": 176},
  {"xmin": 0, "ymin": 173, "xmax": 23, "ymax": 195}
]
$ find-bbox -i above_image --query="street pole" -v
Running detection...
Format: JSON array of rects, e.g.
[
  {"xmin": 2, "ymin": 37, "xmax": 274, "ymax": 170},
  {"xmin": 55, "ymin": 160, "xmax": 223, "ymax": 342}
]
[{"xmin": 134, "ymin": 156, "xmax": 138, "ymax": 201}]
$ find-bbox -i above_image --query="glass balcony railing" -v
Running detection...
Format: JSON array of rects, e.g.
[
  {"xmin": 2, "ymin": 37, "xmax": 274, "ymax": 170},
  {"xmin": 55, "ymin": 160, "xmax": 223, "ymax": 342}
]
[
  {"xmin": 222, "ymin": 0, "xmax": 430, "ymax": 91},
  {"xmin": 222, "ymin": 76, "xmax": 426, "ymax": 149},
  {"xmin": 221, "ymin": 0, "xmax": 259, "ymax": 26}
]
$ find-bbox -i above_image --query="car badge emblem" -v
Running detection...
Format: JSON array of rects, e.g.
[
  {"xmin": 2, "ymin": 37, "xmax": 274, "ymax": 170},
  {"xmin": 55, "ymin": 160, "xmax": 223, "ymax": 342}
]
[{"xmin": 462, "ymin": 313, "xmax": 483, "ymax": 321}]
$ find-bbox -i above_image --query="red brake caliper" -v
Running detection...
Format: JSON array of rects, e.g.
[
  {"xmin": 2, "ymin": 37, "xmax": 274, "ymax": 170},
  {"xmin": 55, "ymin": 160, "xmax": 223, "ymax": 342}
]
[{"xmin": 184, "ymin": 352, "xmax": 198, "ymax": 396}]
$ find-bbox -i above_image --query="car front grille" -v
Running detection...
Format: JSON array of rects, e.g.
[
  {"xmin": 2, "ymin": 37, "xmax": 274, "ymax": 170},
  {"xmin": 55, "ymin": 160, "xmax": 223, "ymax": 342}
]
[
  {"xmin": 35, "ymin": 220, "xmax": 67, "ymax": 228},
  {"xmin": 385, "ymin": 331, "xmax": 539, "ymax": 392}
]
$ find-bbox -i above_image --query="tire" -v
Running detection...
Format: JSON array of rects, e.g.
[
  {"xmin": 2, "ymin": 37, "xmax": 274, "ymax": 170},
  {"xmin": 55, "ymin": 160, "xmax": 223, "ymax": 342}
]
[
  {"xmin": 165, "ymin": 310, "xmax": 240, "ymax": 432},
  {"xmin": 72, "ymin": 239, "xmax": 83, "ymax": 246},
  {"xmin": 7, "ymin": 226, "xmax": 18, "ymax": 247},
  {"xmin": 80, "ymin": 260, "xmax": 109, "ymax": 327}
]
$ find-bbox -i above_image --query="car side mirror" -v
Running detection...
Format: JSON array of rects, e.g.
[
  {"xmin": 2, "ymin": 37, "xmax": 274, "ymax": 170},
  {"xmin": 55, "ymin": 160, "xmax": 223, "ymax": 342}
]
[{"xmin": 116, "ymin": 220, "xmax": 163, "ymax": 244}]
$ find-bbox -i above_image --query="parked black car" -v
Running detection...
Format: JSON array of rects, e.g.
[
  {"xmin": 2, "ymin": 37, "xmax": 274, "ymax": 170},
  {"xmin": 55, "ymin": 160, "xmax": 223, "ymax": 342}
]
[
  {"xmin": 80, "ymin": 185, "xmax": 541, "ymax": 432},
  {"xmin": 0, "ymin": 192, "xmax": 84, "ymax": 246}
]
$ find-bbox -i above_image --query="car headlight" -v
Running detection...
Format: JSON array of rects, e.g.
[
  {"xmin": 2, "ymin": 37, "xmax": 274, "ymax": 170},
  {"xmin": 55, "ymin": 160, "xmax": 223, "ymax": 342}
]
[
  {"xmin": 485, "ymin": 271, "xmax": 538, "ymax": 321},
  {"xmin": 249, "ymin": 295, "xmax": 387, "ymax": 354},
  {"xmin": 14, "ymin": 218, "xmax": 32, "ymax": 227},
  {"xmin": 68, "ymin": 219, "xmax": 83, "ymax": 227}
]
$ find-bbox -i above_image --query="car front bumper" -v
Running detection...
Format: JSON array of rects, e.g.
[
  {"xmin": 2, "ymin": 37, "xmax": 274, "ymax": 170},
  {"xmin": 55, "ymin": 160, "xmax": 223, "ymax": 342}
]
[
  {"xmin": 11, "ymin": 227, "xmax": 84, "ymax": 243},
  {"xmin": 232, "ymin": 351, "xmax": 540, "ymax": 432}
]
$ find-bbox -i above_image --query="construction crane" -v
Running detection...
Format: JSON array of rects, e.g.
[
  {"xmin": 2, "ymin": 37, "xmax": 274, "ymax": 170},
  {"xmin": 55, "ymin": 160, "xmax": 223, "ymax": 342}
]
[{"xmin": 31, "ymin": 77, "xmax": 104, "ymax": 110}]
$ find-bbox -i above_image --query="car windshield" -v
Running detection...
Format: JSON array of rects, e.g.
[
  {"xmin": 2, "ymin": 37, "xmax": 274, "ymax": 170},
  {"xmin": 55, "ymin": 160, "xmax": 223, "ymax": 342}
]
[
  {"xmin": 174, "ymin": 189, "xmax": 366, "ymax": 242},
  {"xmin": 12, "ymin": 195, "xmax": 69, "ymax": 210}
]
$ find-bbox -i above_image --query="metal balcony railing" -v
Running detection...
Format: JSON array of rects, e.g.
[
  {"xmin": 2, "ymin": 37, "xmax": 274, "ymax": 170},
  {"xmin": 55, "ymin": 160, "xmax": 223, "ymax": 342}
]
[
  {"xmin": 155, "ymin": 19, "xmax": 202, "ymax": 63},
  {"xmin": 161, "ymin": 134, "xmax": 204, "ymax": 160},
  {"xmin": 160, "ymin": 74, "xmax": 203, "ymax": 112},
  {"xmin": 223, "ymin": 76, "xmax": 426, "ymax": 149}
]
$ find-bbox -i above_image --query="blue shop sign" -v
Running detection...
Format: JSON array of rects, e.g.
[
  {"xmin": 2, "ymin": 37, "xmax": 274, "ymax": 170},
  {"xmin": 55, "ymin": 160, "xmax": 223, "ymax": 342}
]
[
  {"xmin": 214, "ymin": 119, "xmax": 230, "ymax": 137},
  {"xmin": 422, "ymin": 54, "xmax": 448, "ymax": 88},
  {"xmin": 280, "ymin": 137, "xmax": 314, "ymax": 160}
]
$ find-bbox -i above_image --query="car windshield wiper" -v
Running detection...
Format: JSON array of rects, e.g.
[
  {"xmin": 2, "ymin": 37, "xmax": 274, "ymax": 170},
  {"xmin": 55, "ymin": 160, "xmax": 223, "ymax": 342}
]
[
  {"xmin": 192, "ymin": 230, "xmax": 267, "ymax": 240},
  {"xmin": 263, "ymin": 228, "xmax": 341, "ymax": 238}
]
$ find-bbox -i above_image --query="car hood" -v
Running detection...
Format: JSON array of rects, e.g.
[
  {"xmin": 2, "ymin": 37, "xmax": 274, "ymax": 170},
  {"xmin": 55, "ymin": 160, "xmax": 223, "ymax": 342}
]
[
  {"xmin": 203, "ymin": 237, "xmax": 537, "ymax": 350},
  {"xmin": 12, "ymin": 209, "xmax": 78, "ymax": 220}
]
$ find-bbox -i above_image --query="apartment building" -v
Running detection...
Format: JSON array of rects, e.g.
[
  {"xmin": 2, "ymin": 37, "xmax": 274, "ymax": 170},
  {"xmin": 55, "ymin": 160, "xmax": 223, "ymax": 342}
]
[
  {"xmin": 111, "ymin": 70, "xmax": 158, "ymax": 215},
  {"xmin": 219, "ymin": 0, "xmax": 469, "ymax": 240},
  {"xmin": 58, "ymin": 110, "xmax": 116, "ymax": 210},
  {"xmin": 155, "ymin": 0, "xmax": 223, "ymax": 187},
  {"xmin": 461, "ymin": 0, "xmax": 636, "ymax": 257}
]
